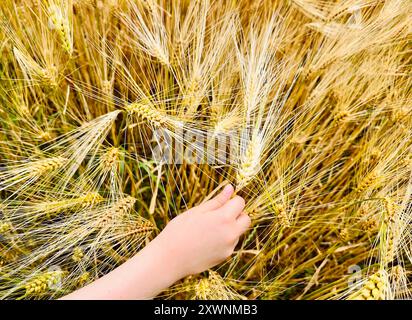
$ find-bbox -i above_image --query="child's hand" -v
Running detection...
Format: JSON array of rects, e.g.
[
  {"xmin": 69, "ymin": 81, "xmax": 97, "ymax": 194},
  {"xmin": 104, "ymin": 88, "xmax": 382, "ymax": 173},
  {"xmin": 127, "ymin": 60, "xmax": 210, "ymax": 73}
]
[
  {"xmin": 61, "ymin": 184, "xmax": 250, "ymax": 299},
  {"xmin": 151, "ymin": 184, "xmax": 250, "ymax": 279}
]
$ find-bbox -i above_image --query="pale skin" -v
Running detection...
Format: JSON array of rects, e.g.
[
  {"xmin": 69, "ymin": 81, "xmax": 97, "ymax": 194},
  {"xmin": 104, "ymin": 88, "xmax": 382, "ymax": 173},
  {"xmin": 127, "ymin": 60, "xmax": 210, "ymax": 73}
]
[{"xmin": 61, "ymin": 184, "xmax": 250, "ymax": 300}]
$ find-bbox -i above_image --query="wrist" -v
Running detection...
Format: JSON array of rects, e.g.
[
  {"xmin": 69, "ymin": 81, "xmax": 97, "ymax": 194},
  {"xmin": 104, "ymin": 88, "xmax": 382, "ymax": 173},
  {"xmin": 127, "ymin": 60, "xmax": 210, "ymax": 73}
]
[
  {"xmin": 150, "ymin": 236, "xmax": 188, "ymax": 281},
  {"xmin": 131, "ymin": 236, "xmax": 185, "ymax": 295}
]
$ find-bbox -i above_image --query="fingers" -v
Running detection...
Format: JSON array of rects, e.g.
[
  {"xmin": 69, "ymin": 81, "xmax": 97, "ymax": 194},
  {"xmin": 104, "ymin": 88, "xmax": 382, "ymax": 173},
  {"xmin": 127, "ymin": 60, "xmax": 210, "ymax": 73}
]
[
  {"xmin": 226, "ymin": 213, "xmax": 251, "ymax": 257},
  {"xmin": 217, "ymin": 195, "xmax": 245, "ymax": 220},
  {"xmin": 200, "ymin": 184, "xmax": 234, "ymax": 211},
  {"xmin": 236, "ymin": 212, "xmax": 251, "ymax": 233}
]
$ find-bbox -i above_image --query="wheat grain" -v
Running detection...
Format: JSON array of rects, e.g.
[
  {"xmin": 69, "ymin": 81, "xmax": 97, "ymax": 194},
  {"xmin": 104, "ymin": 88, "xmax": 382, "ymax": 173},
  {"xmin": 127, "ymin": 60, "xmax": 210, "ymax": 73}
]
[
  {"xmin": 126, "ymin": 102, "xmax": 168, "ymax": 128},
  {"xmin": 101, "ymin": 147, "xmax": 120, "ymax": 169},
  {"xmin": 30, "ymin": 157, "xmax": 67, "ymax": 177},
  {"xmin": 122, "ymin": 220, "xmax": 155, "ymax": 239},
  {"xmin": 181, "ymin": 77, "xmax": 202, "ymax": 116},
  {"xmin": 77, "ymin": 272, "xmax": 91, "ymax": 286},
  {"xmin": 356, "ymin": 171, "xmax": 381, "ymax": 193},
  {"xmin": 334, "ymin": 109, "xmax": 350, "ymax": 124},
  {"xmin": 47, "ymin": 3, "xmax": 73, "ymax": 55},
  {"xmin": 275, "ymin": 204, "xmax": 291, "ymax": 228},
  {"xmin": 0, "ymin": 221, "xmax": 12, "ymax": 234},
  {"xmin": 36, "ymin": 192, "xmax": 104, "ymax": 219},
  {"xmin": 360, "ymin": 217, "xmax": 378, "ymax": 234},
  {"xmin": 338, "ymin": 228, "xmax": 350, "ymax": 242},
  {"xmin": 383, "ymin": 197, "xmax": 397, "ymax": 224},
  {"xmin": 194, "ymin": 271, "xmax": 245, "ymax": 300},
  {"xmin": 237, "ymin": 135, "xmax": 263, "ymax": 189},
  {"xmin": 24, "ymin": 271, "xmax": 64, "ymax": 297},
  {"xmin": 98, "ymin": 196, "xmax": 136, "ymax": 227},
  {"xmin": 349, "ymin": 272, "xmax": 386, "ymax": 300},
  {"xmin": 71, "ymin": 247, "xmax": 84, "ymax": 263}
]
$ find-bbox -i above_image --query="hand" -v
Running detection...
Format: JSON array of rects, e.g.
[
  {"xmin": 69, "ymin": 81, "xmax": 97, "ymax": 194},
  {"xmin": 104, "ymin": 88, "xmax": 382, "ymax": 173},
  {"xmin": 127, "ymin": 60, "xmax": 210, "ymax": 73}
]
[
  {"xmin": 61, "ymin": 184, "xmax": 250, "ymax": 299},
  {"xmin": 151, "ymin": 184, "xmax": 250, "ymax": 279}
]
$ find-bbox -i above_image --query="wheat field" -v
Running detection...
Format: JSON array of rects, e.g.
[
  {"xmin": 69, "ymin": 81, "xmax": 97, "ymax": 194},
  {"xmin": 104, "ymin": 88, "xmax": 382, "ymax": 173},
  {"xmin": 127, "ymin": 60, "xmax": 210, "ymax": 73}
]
[{"xmin": 0, "ymin": 0, "xmax": 411, "ymax": 300}]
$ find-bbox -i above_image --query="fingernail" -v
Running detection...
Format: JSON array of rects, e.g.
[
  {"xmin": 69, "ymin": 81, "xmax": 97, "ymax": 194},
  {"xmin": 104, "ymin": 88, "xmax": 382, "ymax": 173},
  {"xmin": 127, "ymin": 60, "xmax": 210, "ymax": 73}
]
[{"xmin": 223, "ymin": 184, "xmax": 234, "ymax": 196}]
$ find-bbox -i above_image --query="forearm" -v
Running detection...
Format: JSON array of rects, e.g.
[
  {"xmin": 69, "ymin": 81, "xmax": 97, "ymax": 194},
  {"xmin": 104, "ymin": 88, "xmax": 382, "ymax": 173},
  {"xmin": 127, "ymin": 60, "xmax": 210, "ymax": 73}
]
[{"xmin": 61, "ymin": 239, "xmax": 181, "ymax": 300}]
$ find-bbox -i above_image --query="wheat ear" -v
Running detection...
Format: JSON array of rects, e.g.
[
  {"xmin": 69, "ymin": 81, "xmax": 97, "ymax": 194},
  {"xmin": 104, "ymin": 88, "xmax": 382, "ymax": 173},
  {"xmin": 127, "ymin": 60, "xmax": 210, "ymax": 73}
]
[
  {"xmin": 349, "ymin": 272, "xmax": 387, "ymax": 300},
  {"xmin": 98, "ymin": 196, "xmax": 136, "ymax": 227},
  {"xmin": 47, "ymin": 3, "xmax": 73, "ymax": 55},
  {"xmin": 24, "ymin": 270, "xmax": 65, "ymax": 297},
  {"xmin": 30, "ymin": 157, "xmax": 67, "ymax": 177},
  {"xmin": 237, "ymin": 135, "xmax": 263, "ymax": 189},
  {"xmin": 126, "ymin": 102, "xmax": 169, "ymax": 128}
]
